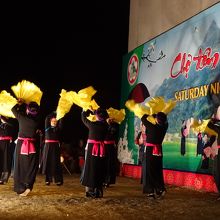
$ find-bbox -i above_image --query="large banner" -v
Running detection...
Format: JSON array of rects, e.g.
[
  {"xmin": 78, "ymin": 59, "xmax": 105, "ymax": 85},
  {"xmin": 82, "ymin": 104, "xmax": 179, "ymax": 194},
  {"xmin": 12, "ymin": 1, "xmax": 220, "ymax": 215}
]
[{"xmin": 118, "ymin": 2, "xmax": 220, "ymax": 174}]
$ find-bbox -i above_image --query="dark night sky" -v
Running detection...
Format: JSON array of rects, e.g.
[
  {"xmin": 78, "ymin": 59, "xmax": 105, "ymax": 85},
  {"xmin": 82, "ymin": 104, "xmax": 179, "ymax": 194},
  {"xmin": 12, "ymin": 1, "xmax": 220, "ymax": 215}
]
[{"xmin": 0, "ymin": 2, "xmax": 130, "ymax": 142}]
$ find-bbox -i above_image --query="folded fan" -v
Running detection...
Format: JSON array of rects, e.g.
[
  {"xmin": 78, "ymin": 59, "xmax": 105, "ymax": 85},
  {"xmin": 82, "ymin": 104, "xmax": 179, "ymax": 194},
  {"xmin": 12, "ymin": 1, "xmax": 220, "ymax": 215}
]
[
  {"xmin": 145, "ymin": 96, "xmax": 176, "ymax": 115},
  {"xmin": 56, "ymin": 89, "xmax": 75, "ymax": 120},
  {"xmin": 125, "ymin": 99, "xmax": 151, "ymax": 118},
  {"xmin": 11, "ymin": 80, "xmax": 43, "ymax": 105},
  {"xmin": 71, "ymin": 86, "xmax": 99, "ymax": 111},
  {"xmin": 0, "ymin": 90, "xmax": 17, "ymax": 118},
  {"xmin": 190, "ymin": 118, "xmax": 217, "ymax": 136},
  {"xmin": 107, "ymin": 107, "xmax": 126, "ymax": 124},
  {"xmin": 126, "ymin": 96, "xmax": 176, "ymax": 125}
]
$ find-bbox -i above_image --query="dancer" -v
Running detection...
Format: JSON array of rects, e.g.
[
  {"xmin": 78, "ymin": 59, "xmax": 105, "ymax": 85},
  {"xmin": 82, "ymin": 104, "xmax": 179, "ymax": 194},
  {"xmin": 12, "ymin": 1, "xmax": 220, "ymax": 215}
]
[
  {"xmin": 80, "ymin": 108, "xmax": 109, "ymax": 198},
  {"xmin": 41, "ymin": 112, "xmax": 63, "ymax": 186},
  {"xmin": 103, "ymin": 117, "xmax": 119, "ymax": 188},
  {"xmin": 135, "ymin": 122, "xmax": 146, "ymax": 184},
  {"xmin": 0, "ymin": 115, "xmax": 16, "ymax": 184},
  {"xmin": 141, "ymin": 112, "xmax": 168, "ymax": 199},
  {"xmin": 11, "ymin": 99, "xmax": 41, "ymax": 196},
  {"xmin": 135, "ymin": 122, "xmax": 146, "ymax": 166},
  {"xmin": 207, "ymin": 110, "xmax": 220, "ymax": 200},
  {"xmin": 77, "ymin": 139, "xmax": 86, "ymax": 173},
  {"xmin": 125, "ymin": 96, "xmax": 176, "ymax": 199}
]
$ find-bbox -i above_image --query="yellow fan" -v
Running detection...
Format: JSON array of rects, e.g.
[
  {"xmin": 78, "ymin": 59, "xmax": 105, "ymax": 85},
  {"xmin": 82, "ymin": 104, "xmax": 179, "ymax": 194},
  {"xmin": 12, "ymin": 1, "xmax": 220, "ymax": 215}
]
[
  {"xmin": 125, "ymin": 99, "xmax": 151, "ymax": 118},
  {"xmin": 0, "ymin": 90, "xmax": 17, "ymax": 118},
  {"xmin": 146, "ymin": 115, "xmax": 157, "ymax": 125},
  {"xmin": 107, "ymin": 107, "xmax": 126, "ymax": 124},
  {"xmin": 145, "ymin": 96, "xmax": 165, "ymax": 114},
  {"xmin": 87, "ymin": 108, "xmax": 126, "ymax": 123},
  {"xmin": 191, "ymin": 118, "xmax": 217, "ymax": 136},
  {"xmin": 71, "ymin": 86, "xmax": 99, "ymax": 111},
  {"xmin": 145, "ymin": 96, "xmax": 176, "ymax": 115},
  {"xmin": 71, "ymin": 93, "xmax": 99, "ymax": 110},
  {"xmin": 205, "ymin": 126, "xmax": 218, "ymax": 137},
  {"xmin": 162, "ymin": 99, "xmax": 177, "ymax": 115},
  {"xmin": 56, "ymin": 89, "xmax": 75, "ymax": 120},
  {"xmin": 190, "ymin": 118, "xmax": 203, "ymax": 132},
  {"xmin": 87, "ymin": 113, "xmax": 97, "ymax": 122},
  {"xmin": 126, "ymin": 97, "xmax": 176, "ymax": 125},
  {"xmin": 78, "ymin": 86, "xmax": 97, "ymax": 101},
  {"xmin": 89, "ymin": 99, "xmax": 99, "ymax": 111},
  {"xmin": 11, "ymin": 80, "xmax": 43, "ymax": 105}
]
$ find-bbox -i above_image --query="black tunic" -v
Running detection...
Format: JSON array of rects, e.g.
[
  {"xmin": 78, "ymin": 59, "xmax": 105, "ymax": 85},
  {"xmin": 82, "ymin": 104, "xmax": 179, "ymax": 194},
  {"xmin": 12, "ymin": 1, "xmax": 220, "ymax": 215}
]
[
  {"xmin": 80, "ymin": 110, "xmax": 108, "ymax": 188},
  {"xmin": 41, "ymin": 114, "xmax": 63, "ymax": 184},
  {"xmin": 207, "ymin": 119, "xmax": 220, "ymax": 193},
  {"xmin": 141, "ymin": 114, "xmax": 168, "ymax": 195},
  {"xmin": 104, "ymin": 121, "xmax": 119, "ymax": 185},
  {"xmin": 0, "ymin": 120, "xmax": 15, "ymax": 182},
  {"xmin": 11, "ymin": 104, "xmax": 41, "ymax": 193}
]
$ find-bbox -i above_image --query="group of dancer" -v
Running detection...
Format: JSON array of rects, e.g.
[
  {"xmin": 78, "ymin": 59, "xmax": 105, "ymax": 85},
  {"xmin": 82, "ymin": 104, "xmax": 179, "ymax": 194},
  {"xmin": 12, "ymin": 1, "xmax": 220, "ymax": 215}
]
[
  {"xmin": 0, "ymin": 99, "xmax": 65, "ymax": 196},
  {"xmin": 126, "ymin": 96, "xmax": 220, "ymax": 201},
  {"xmin": 134, "ymin": 103, "xmax": 220, "ymax": 200},
  {"xmin": 0, "ymin": 101, "xmax": 119, "ymax": 198},
  {"xmin": 2, "ymin": 80, "xmax": 220, "ymax": 201},
  {"xmin": 0, "ymin": 80, "xmax": 121, "ymax": 198}
]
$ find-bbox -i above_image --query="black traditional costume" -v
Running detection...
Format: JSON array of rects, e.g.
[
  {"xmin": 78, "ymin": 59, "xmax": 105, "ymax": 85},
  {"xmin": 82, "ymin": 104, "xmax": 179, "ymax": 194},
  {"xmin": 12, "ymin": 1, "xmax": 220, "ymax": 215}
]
[
  {"xmin": 141, "ymin": 112, "xmax": 168, "ymax": 198},
  {"xmin": 207, "ymin": 119, "xmax": 220, "ymax": 199},
  {"xmin": 41, "ymin": 112, "xmax": 63, "ymax": 185},
  {"xmin": 11, "ymin": 102, "xmax": 41, "ymax": 195},
  {"xmin": 0, "ymin": 116, "xmax": 16, "ymax": 184},
  {"xmin": 103, "ymin": 120, "xmax": 119, "ymax": 187},
  {"xmin": 80, "ymin": 108, "xmax": 109, "ymax": 198}
]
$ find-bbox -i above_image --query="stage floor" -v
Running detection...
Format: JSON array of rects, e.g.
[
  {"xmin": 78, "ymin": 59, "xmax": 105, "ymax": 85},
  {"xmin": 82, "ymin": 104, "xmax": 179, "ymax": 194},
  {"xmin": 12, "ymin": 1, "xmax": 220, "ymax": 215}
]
[{"xmin": 0, "ymin": 173, "xmax": 219, "ymax": 219}]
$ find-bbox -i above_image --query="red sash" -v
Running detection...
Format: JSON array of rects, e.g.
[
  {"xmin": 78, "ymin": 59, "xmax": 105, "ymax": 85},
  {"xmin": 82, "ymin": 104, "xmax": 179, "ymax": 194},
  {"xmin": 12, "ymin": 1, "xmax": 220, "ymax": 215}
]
[
  {"xmin": 45, "ymin": 140, "xmax": 60, "ymax": 143},
  {"xmin": 87, "ymin": 139, "xmax": 105, "ymax": 157},
  {"xmin": 104, "ymin": 140, "xmax": 115, "ymax": 145},
  {"xmin": 0, "ymin": 136, "xmax": 12, "ymax": 141},
  {"xmin": 18, "ymin": 137, "xmax": 36, "ymax": 155},
  {"xmin": 145, "ymin": 142, "xmax": 162, "ymax": 156}
]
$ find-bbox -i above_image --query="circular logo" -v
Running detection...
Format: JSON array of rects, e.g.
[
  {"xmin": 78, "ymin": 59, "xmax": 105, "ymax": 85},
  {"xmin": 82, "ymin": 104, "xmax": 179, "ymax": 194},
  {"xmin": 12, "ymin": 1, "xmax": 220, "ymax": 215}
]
[{"xmin": 127, "ymin": 54, "xmax": 139, "ymax": 85}]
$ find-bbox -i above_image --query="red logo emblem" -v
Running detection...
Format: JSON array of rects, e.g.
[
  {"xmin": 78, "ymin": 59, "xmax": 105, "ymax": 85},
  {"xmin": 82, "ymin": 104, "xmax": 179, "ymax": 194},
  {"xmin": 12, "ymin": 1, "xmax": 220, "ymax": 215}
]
[{"xmin": 127, "ymin": 54, "xmax": 139, "ymax": 85}]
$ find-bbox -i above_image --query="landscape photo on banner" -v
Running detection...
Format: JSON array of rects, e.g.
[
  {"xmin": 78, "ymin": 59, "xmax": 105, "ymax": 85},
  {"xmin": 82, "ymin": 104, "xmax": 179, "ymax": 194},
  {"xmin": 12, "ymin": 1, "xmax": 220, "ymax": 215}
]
[{"xmin": 118, "ymin": 2, "xmax": 220, "ymax": 175}]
